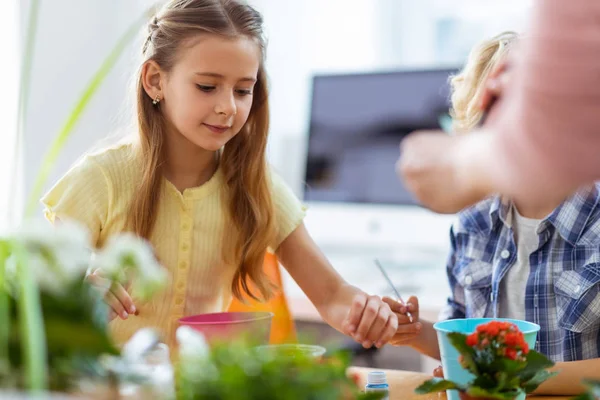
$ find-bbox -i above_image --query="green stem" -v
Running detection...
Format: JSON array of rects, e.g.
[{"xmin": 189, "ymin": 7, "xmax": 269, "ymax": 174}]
[
  {"xmin": 13, "ymin": 243, "xmax": 47, "ymax": 391},
  {"xmin": 0, "ymin": 242, "xmax": 10, "ymax": 377},
  {"xmin": 25, "ymin": 7, "xmax": 156, "ymax": 217},
  {"xmin": 14, "ymin": 0, "xmax": 45, "ymax": 391}
]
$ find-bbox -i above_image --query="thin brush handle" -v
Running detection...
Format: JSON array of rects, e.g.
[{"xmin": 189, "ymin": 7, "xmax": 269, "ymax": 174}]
[{"xmin": 374, "ymin": 259, "xmax": 414, "ymax": 322}]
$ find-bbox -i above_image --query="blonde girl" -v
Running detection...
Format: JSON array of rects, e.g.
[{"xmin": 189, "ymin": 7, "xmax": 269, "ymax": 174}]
[{"xmin": 42, "ymin": 0, "xmax": 417, "ymax": 350}]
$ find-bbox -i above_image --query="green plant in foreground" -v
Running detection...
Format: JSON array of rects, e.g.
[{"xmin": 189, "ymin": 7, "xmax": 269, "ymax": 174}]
[
  {"xmin": 3, "ymin": 0, "xmax": 157, "ymax": 392},
  {"xmin": 176, "ymin": 337, "xmax": 383, "ymax": 400}
]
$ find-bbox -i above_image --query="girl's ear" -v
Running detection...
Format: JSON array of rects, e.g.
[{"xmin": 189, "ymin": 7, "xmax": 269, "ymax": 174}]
[{"xmin": 141, "ymin": 60, "xmax": 165, "ymax": 101}]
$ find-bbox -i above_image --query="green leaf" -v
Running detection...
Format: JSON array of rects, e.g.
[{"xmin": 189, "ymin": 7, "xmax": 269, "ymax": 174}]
[
  {"xmin": 448, "ymin": 332, "xmax": 479, "ymax": 374},
  {"xmin": 471, "ymin": 373, "xmax": 497, "ymax": 390},
  {"xmin": 521, "ymin": 370, "xmax": 558, "ymax": 393},
  {"xmin": 12, "ymin": 242, "xmax": 48, "ymax": 391},
  {"xmin": 447, "ymin": 332, "xmax": 471, "ymax": 354},
  {"xmin": 14, "ymin": 0, "xmax": 46, "ymax": 390},
  {"xmin": 490, "ymin": 357, "xmax": 524, "ymax": 376},
  {"xmin": 414, "ymin": 378, "xmax": 464, "ymax": 394},
  {"xmin": 516, "ymin": 350, "xmax": 554, "ymax": 382}
]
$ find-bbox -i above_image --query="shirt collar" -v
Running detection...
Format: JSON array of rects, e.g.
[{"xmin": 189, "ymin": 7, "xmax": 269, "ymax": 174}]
[{"xmin": 488, "ymin": 185, "xmax": 600, "ymax": 245}]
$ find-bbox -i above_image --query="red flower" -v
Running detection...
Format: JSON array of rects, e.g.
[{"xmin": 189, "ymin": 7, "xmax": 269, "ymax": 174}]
[
  {"xmin": 504, "ymin": 332, "xmax": 521, "ymax": 347},
  {"xmin": 505, "ymin": 348, "xmax": 518, "ymax": 360},
  {"xmin": 466, "ymin": 333, "xmax": 478, "ymax": 347},
  {"xmin": 470, "ymin": 321, "xmax": 532, "ymax": 360},
  {"xmin": 477, "ymin": 323, "xmax": 499, "ymax": 336}
]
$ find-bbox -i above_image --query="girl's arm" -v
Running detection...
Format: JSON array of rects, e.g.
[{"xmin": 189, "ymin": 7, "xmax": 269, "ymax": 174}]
[
  {"xmin": 276, "ymin": 223, "xmax": 420, "ymax": 348},
  {"xmin": 535, "ymin": 358, "xmax": 600, "ymax": 396}
]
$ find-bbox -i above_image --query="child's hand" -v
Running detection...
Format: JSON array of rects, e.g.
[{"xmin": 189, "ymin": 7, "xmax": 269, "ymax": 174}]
[
  {"xmin": 86, "ymin": 268, "xmax": 137, "ymax": 321},
  {"xmin": 342, "ymin": 293, "xmax": 399, "ymax": 349},
  {"xmin": 383, "ymin": 295, "xmax": 423, "ymax": 346}
]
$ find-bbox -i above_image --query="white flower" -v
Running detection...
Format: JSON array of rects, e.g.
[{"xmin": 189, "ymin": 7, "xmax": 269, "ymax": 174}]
[
  {"xmin": 3, "ymin": 219, "xmax": 93, "ymax": 294},
  {"xmin": 176, "ymin": 326, "xmax": 210, "ymax": 360},
  {"xmin": 92, "ymin": 233, "xmax": 167, "ymax": 300}
]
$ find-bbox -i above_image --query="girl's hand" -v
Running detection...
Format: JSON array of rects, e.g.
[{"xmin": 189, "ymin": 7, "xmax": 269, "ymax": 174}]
[
  {"xmin": 383, "ymin": 295, "xmax": 423, "ymax": 346},
  {"xmin": 86, "ymin": 269, "xmax": 137, "ymax": 321},
  {"xmin": 342, "ymin": 293, "xmax": 399, "ymax": 349}
]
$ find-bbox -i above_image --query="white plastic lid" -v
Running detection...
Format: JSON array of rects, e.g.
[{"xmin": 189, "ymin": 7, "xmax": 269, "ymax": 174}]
[{"xmin": 367, "ymin": 371, "xmax": 387, "ymax": 385}]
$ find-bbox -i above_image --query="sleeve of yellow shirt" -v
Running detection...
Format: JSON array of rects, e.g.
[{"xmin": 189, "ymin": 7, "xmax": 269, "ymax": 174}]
[
  {"xmin": 40, "ymin": 155, "xmax": 109, "ymax": 246},
  {"xmin": 269, "ymin": 168, "xmax": 307, "ymax": 250}
]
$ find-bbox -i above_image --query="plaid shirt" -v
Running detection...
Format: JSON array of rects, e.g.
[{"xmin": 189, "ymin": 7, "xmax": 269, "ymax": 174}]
[{"xmin": 441, "ymin": 184, "xmax": 600, "ymax": 362}]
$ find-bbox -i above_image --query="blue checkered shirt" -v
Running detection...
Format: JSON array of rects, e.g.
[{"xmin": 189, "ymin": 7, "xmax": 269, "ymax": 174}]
[{"xmin": 441, "ymin": 184, "xmax": 600, "ymax": 362}]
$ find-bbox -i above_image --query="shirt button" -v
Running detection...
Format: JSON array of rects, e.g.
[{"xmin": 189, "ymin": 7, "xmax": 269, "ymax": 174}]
[
  {"xmin": 181, "ymin": 243, "xmax": 189, "ymax": 252},
  {"xmin": 175, "ymin": 297, "xmax": 184, "ymax": 305},
  {"xmin": 177, "ymin": 281, "xmax": 185, "ymax": 290},
  {"xmin": 179, "ymin": 261, "xmax": 188, "ymax": 269},
  {"xmin": 182, "ymin": 223, "xmax": 190, "ymax": 230},
  {"xmin": 500, "ymin": 250, "xmax": 510, "ymax": 259},
  {"xmin": 464, "ymin": 275, "xmax": 473, "ymax": 285},
  {"xmin": 574, "ymin": 285, "xmax": 581, "ymax": 294}
]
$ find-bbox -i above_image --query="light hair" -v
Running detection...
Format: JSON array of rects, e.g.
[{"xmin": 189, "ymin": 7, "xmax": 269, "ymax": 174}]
[
  {"xmin": 128, "ymin": 0, "xmax": 276, "ymax": 301},
  {"xmin": 450, "ymin": 31, "xmax": 518, "ymax": 133}
]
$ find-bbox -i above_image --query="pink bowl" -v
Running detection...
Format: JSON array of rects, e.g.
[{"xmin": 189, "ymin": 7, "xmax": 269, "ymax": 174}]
[{"xmin": 178, "ymin": 312, "xmax": 273, "ymax": 345}]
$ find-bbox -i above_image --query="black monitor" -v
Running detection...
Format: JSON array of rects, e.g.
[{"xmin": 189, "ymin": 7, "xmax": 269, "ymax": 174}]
[{"xmin": 303, "ymin": 68, "xmax": 457, "ymax": 205}]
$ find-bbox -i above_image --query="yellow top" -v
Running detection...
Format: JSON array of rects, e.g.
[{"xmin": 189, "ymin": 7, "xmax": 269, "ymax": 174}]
[{"xmin": 41, "ymin": 143, "xmax": 306, "ymax": 347}]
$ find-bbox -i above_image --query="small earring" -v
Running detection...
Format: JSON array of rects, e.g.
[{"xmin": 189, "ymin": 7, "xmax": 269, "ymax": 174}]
[{"xmin": 152, "ymin": 95, "xmax": 161, "ymax": 105}]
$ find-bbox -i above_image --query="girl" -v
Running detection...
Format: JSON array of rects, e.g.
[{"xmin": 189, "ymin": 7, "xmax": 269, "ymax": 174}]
[{"xmin": 42, "ymin": 0, "xmax": 417, "ymax": 350}]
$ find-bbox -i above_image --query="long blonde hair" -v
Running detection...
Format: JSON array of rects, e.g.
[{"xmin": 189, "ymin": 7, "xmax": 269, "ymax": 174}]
[
  {"xmin": 128, "ymin": 0, "xmax": 276, "ymax": 301},
  {"xmin": 450, "ymin": 31, "xmax": 518, "ymax": 133}
]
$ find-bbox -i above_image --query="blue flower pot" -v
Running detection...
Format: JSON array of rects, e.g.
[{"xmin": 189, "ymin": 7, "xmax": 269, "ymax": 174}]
[{"xmin": 434, "ymin": 318, "xmax": 540, "ymax": 400}]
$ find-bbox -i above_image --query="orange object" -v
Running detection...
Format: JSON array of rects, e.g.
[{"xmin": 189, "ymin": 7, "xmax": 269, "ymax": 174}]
[{"xmin": 227, "ymin": 252, "xmax": 297, "ymax": 344}]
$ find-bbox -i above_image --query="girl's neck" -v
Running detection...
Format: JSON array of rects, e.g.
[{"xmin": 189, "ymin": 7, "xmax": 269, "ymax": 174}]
[{"xmin": 162, "ymin": 129, "xmax": 219, "ymax": 192}]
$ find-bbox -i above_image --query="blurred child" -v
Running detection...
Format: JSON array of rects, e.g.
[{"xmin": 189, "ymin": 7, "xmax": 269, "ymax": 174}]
[{"xmin": 388, "ymin": 32, "xmax": 600, "ymax": 395}]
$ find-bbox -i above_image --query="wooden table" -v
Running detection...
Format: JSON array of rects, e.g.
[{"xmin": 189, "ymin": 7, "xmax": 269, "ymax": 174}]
[{"xmin": 348, "ymin": 368, "xmax": 571, "ymax": 400}]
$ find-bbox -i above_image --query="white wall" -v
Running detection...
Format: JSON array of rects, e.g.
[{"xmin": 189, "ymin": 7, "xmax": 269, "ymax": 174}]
[
  {"xmin": 22, "ymin": 0, "xmax": 145, "ymax": 217},
  {"xmin": 0, "ymin": 0, "xmax": 21, "ymax": 229}
]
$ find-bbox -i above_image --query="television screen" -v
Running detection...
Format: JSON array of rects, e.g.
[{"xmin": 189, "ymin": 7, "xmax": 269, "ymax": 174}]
[{"xmin": 304, "ymin": 68, "xmax": 456, "ymax": 205}]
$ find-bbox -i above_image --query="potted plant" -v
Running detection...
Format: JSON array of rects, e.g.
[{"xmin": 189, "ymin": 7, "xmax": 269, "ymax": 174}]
[
  {"xmin": 415, "ymin": 320, "xmax": 557, "ymax": 400},
  {"xmin": 0, "ymin": 221, "xmax": 166, "ymax": 396}
]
